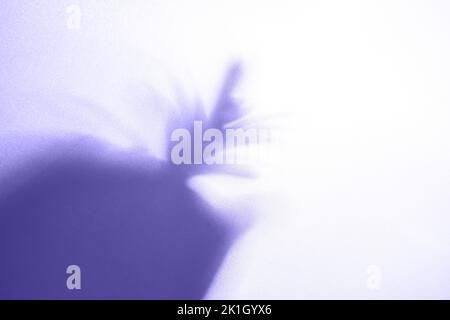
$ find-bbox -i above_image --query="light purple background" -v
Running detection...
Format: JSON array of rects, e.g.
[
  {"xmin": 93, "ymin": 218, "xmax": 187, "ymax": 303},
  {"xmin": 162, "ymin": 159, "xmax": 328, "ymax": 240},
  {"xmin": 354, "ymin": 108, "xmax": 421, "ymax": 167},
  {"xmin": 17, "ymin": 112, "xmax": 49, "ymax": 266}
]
[{"xmin": 1, "ymin": 1, "xmax": 450, "ymax": 299}]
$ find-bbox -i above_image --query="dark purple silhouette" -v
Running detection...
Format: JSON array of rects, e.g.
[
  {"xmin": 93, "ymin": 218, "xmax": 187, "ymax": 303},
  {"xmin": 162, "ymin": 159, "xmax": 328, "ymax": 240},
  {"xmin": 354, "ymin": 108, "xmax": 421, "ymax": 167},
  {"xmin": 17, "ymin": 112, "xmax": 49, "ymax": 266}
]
[{"xmin": 0, "ymin": 63, "xmax": 249, "ymax": 299}]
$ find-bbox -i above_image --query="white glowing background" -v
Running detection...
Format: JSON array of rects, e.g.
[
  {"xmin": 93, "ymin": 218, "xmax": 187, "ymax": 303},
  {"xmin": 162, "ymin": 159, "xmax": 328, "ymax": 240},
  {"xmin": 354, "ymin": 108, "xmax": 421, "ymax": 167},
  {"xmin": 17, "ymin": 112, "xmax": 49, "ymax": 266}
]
[{"xmin": 1, "ymin": 0, "xmax": 450, "ymax": 299}]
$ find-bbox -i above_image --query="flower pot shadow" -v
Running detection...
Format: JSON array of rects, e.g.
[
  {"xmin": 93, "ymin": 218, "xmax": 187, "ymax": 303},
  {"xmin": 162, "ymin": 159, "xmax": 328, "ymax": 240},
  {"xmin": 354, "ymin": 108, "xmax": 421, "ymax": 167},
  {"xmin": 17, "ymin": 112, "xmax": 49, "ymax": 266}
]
[{"xmin": 0, "ymin": 138, "xmax": 234, "ymax": 299}]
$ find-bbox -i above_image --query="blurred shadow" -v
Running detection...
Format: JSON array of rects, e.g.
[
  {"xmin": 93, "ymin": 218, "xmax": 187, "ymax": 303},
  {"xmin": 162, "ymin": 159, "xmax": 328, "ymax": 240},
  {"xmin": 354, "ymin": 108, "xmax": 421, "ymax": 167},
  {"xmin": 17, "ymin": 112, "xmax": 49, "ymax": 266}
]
[
  {"xmin": 0, "ymin": 63, "xmax": 249, "ymax": 299},
  {"xmin": 0, "ymin": 138, "xmax": 233, "ymax": 299}
]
